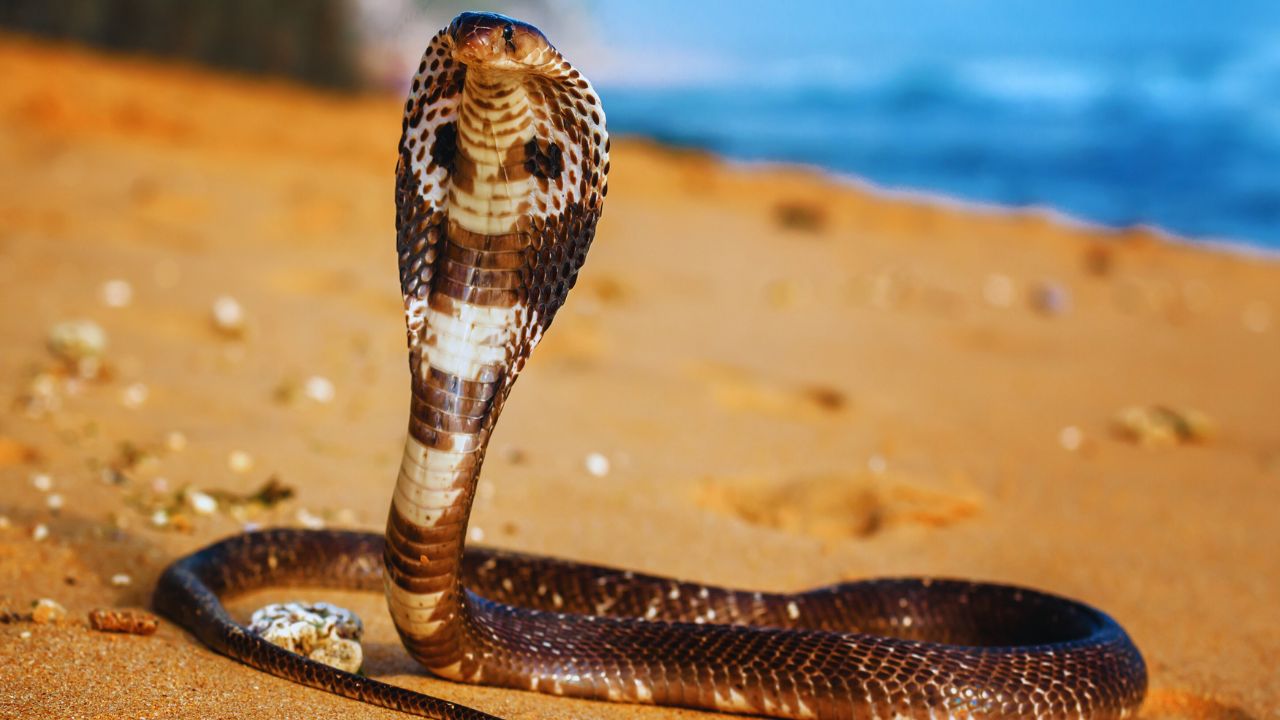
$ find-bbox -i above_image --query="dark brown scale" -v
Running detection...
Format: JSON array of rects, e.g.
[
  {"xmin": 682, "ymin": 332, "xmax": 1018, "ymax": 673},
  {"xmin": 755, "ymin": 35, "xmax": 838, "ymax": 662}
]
[
  {"xmin": 154, "ymin": 10, "xmax": 1146, "ymax": 720},
  {"xmin": 523, "ymin": 137, "xmax": 564, "ymax": 180},
  {"xmin": 430, "ymin": 122, "xmax": 457, "ymax": 172}
]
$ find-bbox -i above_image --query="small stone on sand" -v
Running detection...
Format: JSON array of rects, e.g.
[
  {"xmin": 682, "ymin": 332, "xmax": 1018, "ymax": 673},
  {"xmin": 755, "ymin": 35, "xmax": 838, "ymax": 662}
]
[
  {"xmin": 88, "ymin": 608, "xmax": 158, "ymax": 635},
  {"xmin": 47, "ymin": 319, "xmax": 107, "ymax": 369},
  {"xmin": 227, "ymin": 450, "xmax": 254, "ymax": 474},
  {"xmin": 211, "ymin": 295, "xmax": 246, "ymax": 337},
  {"xmin": 32, "ymin": 598, "xmax": 67, "ymax": 624},
  {"xmin": 165, "ymin": 431, "xmax": 188, "ymax": 452},
  {"xmin": 1030, "ymin": 280, "xmax": 1072, "ymax": 316},
  {"xmin": 101, "ymin": 279, "xmax": 133, "ymax": 308},
  {"xmin": 1113, "ymin": 405, "xmax": 1215, "ymax": 446},
  {"xmin": 867, "ymin": 454, "xmax": 888, "ymax": 475},
  {"xmin": 303, "ymin": 375, "xmax": 335, "ymax": 403},
  {"xmin": 186, "ymin": 490, "xmax": 218, "ymax": 515},
  {"xmin": 1059, "ymin": 426, "xmax": 1085, "ymax": 452},
  {"xmin": 585, "ymin": 452, "xmax": 610, "ymax": 477},
  {"xmin": 295, "ymin": 508, "xmax": 325, "ymax": 529},
  {"xmin": 121, "ymin": 382, "xmax": 149, "ymax": 409},
  {"xmin": 249, "ymin": 602, "xmax": 363, "ymax": 673}
]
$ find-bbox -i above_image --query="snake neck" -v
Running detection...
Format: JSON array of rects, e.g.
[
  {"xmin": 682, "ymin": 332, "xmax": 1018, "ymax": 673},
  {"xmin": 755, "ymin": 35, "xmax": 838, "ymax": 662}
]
[
  {"xmin": 384, "ymin": 67, "xmax": 541, "ymax": 682},
  {"xmin": 448, "ymin": 70, "xmax": 535, "ymax": 235}
]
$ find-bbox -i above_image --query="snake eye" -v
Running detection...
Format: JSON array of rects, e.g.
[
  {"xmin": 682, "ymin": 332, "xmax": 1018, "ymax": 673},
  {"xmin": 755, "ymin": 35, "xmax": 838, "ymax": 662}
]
[{"xmin": 502, "ymin": 23, "xmax": 515, "ymax": 47}]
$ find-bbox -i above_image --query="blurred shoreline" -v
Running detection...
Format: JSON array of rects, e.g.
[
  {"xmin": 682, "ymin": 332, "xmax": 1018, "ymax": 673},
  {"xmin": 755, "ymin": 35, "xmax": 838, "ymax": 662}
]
[
  {"xmin": 5, "ymin": 0, "xmax": 1277, "ymax": 251},
  {"xmin": 736, "ymin": 154, "xmax": 1280, "ymax": 263}
]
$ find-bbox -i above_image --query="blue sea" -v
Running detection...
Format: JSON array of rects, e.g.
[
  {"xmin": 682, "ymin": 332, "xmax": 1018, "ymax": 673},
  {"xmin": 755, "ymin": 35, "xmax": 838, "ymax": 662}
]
[{"xmin": 587, "ymin": 1, "xmax": 1280, "ymax": 250}]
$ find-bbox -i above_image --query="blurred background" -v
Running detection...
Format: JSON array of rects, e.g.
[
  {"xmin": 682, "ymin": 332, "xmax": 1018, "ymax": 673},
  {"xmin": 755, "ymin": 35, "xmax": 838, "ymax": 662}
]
[{"xmin": 4, "ymin": 0, "xmax": 1278, "ymax": 249}]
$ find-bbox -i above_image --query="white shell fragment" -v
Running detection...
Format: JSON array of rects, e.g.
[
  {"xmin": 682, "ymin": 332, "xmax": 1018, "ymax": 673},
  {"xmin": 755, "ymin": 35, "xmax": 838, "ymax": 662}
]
[
  {"xmin": 211, "ymin": 295, "xmax": 246, "ymax": 337},
  {"xmin": 185, "ymin": 489, "xmax": 218, "ymax": 515},
  {"xmin": 32, "ymin": 598, "xmax": 67, "ymax": 624},
  {"xmin": 47, "ymin": 319, "xmax": 107, "ymax": 377},
  {"xmin": 227, "ymin": 450, "xmax": 254, "ymax": 474},
  {"xmin": 584, "ymin": 452, "xmax": 610, "ymax": 478},
  {"xmin": 248, "ymin": 601, "xmax": 364, "ymax": 673},
  {"xmin": 303, "ymin": 375, "xmax": 335, "ymax": 403},
  {"xmin": 101, "ymin": 279, "xmax": 134, "ymax": 308}
]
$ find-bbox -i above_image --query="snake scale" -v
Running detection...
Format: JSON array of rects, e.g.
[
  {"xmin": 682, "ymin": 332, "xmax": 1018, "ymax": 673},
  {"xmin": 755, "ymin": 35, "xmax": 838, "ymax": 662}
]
[{"xmin": 154, "ymin": 12, "xmax": 1147, "ymax": 719}]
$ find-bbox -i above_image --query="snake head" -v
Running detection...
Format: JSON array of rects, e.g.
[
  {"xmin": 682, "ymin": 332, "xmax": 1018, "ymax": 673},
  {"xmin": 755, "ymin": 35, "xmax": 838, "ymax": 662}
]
[{"xmin": 449, "ymin": 12, "xmax": 555, "ymax": 71}]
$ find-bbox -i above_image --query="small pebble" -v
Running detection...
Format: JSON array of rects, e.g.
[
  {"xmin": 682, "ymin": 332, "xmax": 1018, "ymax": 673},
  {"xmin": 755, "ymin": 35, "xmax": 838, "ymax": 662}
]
[
  {"xmin": 186, "ymin": 490, "xmax": 218, "ymax": 516},
  {"xmin": 121, "ymin": 383, "xmax": 149, "ymax": 409},
  {"xmin": 150, "ymin": 510, "xmax": 169, "ymax": 528},
  {"xmin": 88, "ymin": 608, "xmax": 158, "ymax": 635},
  {"xmin": 1113, "ymin": 405, "xmax": 1215, "ymax": 446},
  {"xmin": 19, "ymin": 631, "xmax": 31, "ymax": 639},
  {"xmin": 31, "ymin": 523, "xmax": 49, "ymax": 541},
  {"xmin": 867, "ymin": 454, "xmax": 888, "ymax": 475},
  {"xmin": 101, "ymin": 279, "xmax": 133, "ymax": 308},
  {"xmin": 211, "ymin": 295, "xmax": 246, "ymax": 337},
  {"xmin": 296, "ymin": 508, "xmax": 325, "ymax": 530},
  {"xmin": 151, "ymin": 477, "xmax": 170, "ymax": 493},
  {"xmin": 165, "ymin": 431, "xmax": 188, "ymax": 452},
  {"xmin": 46, "ymin": 494, "xmax": 64, "ymax": 510},
  {"xmin": 303, "ymin": 376, "xmax": 335, "ymax": 404},
  {"xmin": 228, "ymin": 450, "xmax": 254, "ymax": 474},
  {"xmin": 110, "ymin": 573, "xmax": 133, "ymax": 587},
  {"xmin": 468, "ymin": 526, "xmax": 486, "ymax": 543},
  {"xmin": 249, "ymin": 602, "xmax": 363, "ymax": 673},
  {"xmin": 584, "ymin": 452, "xmax": 610, "ymax": 478},
  {"xmin": 32, "ymin": 598, "xmax": 67, "ymax": 624},
  {"xmin": 1059, "ymin": 426, "xmax": 1085, "ymax": 452},
  {"xmin": 982, "ymin": 273, "xmax": 1016, "ymax": 308},
  {"xmin": 31, "ymin": 473, "xmax": 53, "ymax": 492},
  {"xmin": 47, "ymin": 320, "xmax": 107, "ymax": 372},
  {"xmin": 1030, "ymin": 280, "xmax": 1072, "ymax": 316}
]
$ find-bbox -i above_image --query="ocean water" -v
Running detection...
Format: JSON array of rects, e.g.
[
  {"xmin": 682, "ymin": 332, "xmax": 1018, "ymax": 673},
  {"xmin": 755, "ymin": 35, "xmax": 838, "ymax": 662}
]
[{"xmin": 589, "ymin": 2, "xmax": 1280, "ymax": 249}]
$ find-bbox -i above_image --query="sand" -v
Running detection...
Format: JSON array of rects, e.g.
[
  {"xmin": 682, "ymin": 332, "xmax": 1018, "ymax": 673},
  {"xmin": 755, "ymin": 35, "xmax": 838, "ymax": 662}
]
[{"xmin": 1, "ymin": 36, "xmax": 1277, "ymax": 720}]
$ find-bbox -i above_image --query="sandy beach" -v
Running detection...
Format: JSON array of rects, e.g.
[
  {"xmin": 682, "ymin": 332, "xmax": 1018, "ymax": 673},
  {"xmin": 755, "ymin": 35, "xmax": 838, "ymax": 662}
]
[{"xmin": 0, "ymin": 36, "xmax": 1277, "ymax": 719}]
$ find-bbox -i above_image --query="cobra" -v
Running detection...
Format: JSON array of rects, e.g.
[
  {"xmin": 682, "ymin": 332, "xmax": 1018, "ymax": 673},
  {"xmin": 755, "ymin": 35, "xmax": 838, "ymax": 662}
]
[{"xmin": 154, "ymin": 11, "xmax": 1147, "ymax": 719}]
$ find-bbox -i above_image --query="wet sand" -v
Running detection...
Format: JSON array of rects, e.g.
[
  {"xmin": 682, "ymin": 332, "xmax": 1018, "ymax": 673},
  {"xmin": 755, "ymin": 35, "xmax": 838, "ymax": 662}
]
[{"xmin": 1, "ymin": 36, "xmax": 1278, "ymax": 720}]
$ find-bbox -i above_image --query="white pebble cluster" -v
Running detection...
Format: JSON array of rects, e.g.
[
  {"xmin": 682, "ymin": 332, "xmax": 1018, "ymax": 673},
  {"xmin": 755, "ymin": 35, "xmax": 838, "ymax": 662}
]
[{"xmin": 248, "ymin": 601, "xmax": 364, "ymax": 673}]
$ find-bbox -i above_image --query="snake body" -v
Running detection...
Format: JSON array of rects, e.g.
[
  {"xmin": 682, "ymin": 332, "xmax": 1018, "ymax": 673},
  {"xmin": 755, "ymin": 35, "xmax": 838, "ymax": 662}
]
[{"xmin": 154, "ymin": 12, "xmax": 1147, "ymax": 719}]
